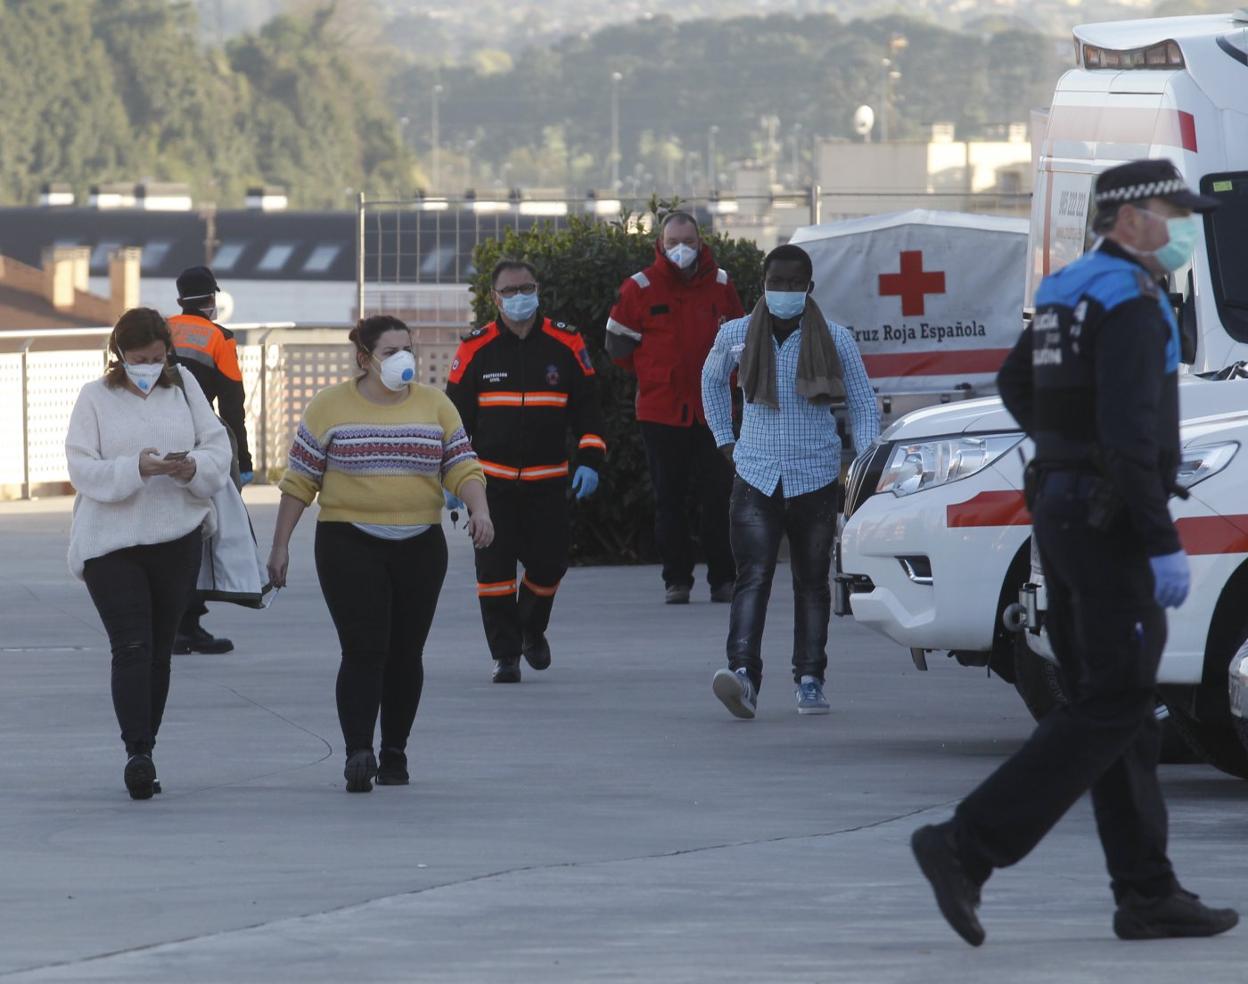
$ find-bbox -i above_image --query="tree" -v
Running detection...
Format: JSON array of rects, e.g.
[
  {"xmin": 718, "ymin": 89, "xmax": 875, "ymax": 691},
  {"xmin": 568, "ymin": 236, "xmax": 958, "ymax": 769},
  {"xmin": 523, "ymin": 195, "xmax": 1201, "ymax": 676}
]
[{"xmin": 470, "ymin": 204, "xmax": 763, "ymax": 564}]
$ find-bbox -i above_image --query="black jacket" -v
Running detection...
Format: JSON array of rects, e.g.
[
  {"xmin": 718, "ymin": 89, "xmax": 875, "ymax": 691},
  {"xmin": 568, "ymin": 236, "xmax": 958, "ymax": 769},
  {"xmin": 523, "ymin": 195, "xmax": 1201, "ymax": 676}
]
[
  {"xmin": 998, "ymin": 240, "xmax": 1181, "ymax": 556},
  {"xmin": 446, "ymin": 316, "xmax": 606, "ymax": 484}
]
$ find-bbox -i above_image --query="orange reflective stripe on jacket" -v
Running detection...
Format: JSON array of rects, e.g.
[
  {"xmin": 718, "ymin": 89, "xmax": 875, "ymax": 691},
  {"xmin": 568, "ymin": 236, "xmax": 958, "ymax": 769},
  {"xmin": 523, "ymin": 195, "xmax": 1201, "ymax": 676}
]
[
  {"xmin": 476, "ymin": 391, "xmax": 569, "ymax": 409},
  {"xmin": 478, "ymin": 459, "xmax": 570, "ymax": 482},
  {"xmin": 168, "ymin": 314, "xmax": 242, "ymax": 382}
]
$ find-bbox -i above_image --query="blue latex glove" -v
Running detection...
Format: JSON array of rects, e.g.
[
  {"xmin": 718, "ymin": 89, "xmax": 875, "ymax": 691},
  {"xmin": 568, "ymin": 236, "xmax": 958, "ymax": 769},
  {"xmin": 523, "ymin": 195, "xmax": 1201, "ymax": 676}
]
[
  {"xmin": 571, "ymin": 465, "xmax": 599, "ymax": 500},
  {"xmin": 239, "ymin": 471, "xmax": 254, "ymax": 486},
  {"xmin": 1149, "ymin": 550, "xmax": 1190, "ymax": 609},
  {"xmin": 444, "ymin": 490, "xmax": 464, "ymax": 511}
]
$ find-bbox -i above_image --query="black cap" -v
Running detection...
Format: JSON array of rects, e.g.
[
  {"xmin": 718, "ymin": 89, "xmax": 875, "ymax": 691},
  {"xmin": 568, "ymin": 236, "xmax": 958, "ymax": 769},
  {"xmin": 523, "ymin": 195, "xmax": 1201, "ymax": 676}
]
[
  {"xmin": 1094, "ymin": 159, "xmax": 1218, "ymax": 213},
  {"xmin": 176, "ymin": 265, "xmax": 219, "ymax": 301}
]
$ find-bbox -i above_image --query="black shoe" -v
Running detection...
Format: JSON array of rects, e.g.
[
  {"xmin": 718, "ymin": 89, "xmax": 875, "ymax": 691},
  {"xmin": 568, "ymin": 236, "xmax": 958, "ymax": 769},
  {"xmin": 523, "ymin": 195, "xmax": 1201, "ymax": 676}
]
[
  {"xmin": 173, "ymin": 626, "xmax": 234, "ymax": 655},
  {"xmin": 522, "ymin": 633, "xmax": 552, "ymax": 671},
  {"xmin": 1114, "ymin": 889, "xmax": 1239, "ymax": 940},
  {"xmin": 710, "ymin": 582, "xmax": 734, "ymax": 604},
  {"xmin": 912, "ymin": 824, "xmax": 986, "ymax": 947},
  {"xmin": 376, "ymin": 748, "xmax": 409, "ymax": 786},
  {"xmin": 124, "ymin": 753, "xmax": 157, "ymax": 800},
  {"xmin": 493, "ymin": 659, "xmax": 522, "ymax": 683},
  {"xmin": 344, "ymin": 750, "xmax": 377, "ymax": 793},
  {"xmin": 152, "ymin": 777, "xmax": 162, "ymax": 795}
]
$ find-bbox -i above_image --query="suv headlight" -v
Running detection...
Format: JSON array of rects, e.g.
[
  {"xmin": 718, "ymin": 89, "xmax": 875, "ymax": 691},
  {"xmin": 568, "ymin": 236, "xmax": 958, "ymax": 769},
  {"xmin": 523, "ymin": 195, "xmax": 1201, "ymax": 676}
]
[
  {"xmin": 1176, "ymin": 441, "xmax": 1238, "ymax": 490},
  {"xmin": 876, "ymin": 433, "xmax": 1024, "ymax": 497}
]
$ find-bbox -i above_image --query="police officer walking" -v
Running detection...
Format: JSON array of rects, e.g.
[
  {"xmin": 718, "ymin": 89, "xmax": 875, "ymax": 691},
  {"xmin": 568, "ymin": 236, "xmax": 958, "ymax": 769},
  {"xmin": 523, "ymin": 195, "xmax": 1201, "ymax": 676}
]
[
  {"xmin": 446, "ymin": 260, "xmax": 606, "ymax": 683},
  {"xmin": 168, "ymin": 266, "xmax": 253, "ymax": 655},
  {"xmin": 912, "ymin": 160, "xmax": 1237, "ymax": 945}
]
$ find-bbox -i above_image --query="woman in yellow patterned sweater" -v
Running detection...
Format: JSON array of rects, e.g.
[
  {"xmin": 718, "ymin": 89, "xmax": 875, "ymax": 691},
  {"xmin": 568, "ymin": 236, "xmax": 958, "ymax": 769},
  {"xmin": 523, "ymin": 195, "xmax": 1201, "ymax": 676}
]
[{"xmin": 267, "ymin": 316, "xmax": 492, "ymax": 792}]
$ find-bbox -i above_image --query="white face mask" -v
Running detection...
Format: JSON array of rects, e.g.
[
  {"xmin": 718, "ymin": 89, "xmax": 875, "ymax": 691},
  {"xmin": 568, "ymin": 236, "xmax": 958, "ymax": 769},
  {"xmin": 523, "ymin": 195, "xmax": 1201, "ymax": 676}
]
[
  {"xmin": 123, "ymin": 361, "xmax": 165, "ymax": 393},
  {"xmin": 373, "ymin": 350, "xmax": 416, "ymax": 391},
  {"xmin": 666, "ymin": 243, "xmax": 698, "ymax": 270}
]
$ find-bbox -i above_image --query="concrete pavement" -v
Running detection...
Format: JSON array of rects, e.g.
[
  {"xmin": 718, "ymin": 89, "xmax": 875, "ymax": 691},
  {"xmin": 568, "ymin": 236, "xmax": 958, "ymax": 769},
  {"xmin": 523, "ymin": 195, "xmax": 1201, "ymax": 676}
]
[{"xmin": 0, "ymin": 487, "xmax": 1245, "ymax": 982}]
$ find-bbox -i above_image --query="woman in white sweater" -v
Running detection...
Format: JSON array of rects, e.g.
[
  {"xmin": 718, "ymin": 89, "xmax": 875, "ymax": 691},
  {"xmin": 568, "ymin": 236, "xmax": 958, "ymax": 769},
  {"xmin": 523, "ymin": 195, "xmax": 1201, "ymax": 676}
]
[{"xmin": 66, "ymin": 308, "xmax": 233, "ymax": 800}]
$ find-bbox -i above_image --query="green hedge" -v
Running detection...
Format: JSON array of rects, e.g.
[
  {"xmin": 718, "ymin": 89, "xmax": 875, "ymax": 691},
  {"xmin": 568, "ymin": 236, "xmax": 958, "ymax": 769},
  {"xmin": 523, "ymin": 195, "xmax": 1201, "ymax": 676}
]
[{"xmin": 471, "ymin": 204, "xmax": 764, "ymax": 564}]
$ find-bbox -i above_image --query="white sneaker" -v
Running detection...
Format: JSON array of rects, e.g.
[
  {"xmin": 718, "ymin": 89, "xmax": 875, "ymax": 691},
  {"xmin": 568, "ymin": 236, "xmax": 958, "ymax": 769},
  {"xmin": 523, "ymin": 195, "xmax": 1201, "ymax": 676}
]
[{"xmin": 712, "ymin": 667, "xmax": 757, "ymax": 719}]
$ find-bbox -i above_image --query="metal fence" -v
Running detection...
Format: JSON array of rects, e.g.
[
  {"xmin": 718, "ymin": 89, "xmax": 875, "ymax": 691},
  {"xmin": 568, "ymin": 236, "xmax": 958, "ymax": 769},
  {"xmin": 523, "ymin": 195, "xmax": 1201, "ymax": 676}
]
[
  {"xmin": 354, "ymin": 188, "xmax": 1032, "ymax": 307},
  {"xmin": 0, "ymin": 323, "xmax": 459, "ymax": 500}
]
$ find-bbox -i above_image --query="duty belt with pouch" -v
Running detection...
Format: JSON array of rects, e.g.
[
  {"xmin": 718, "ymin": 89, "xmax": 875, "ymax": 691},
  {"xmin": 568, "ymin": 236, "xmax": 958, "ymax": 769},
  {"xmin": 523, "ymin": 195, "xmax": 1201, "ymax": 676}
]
[{"xmin": 1028, "ymin": 460, "xmax": 1189, "ymax": 533}]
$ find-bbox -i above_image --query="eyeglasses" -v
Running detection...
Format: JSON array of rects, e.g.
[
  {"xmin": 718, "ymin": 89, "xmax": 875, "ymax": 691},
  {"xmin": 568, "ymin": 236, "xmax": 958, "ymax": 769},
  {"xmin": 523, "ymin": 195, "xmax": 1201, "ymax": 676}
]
[{"xmin": 495, "ymin": 283, "xmax": 538, "ymax": 298}]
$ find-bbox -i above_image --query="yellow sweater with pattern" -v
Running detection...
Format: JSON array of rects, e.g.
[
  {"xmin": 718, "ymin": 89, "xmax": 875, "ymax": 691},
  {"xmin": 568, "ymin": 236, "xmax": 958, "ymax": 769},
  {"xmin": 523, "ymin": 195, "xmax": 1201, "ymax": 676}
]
[{"xmin": 278, "ymin": 381, "xmax": 484, "ymax": 524}]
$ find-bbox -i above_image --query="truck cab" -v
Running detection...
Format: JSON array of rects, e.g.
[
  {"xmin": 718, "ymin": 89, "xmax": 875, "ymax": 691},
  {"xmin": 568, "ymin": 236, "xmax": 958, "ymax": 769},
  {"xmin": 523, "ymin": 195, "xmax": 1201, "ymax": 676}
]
[{"xmin": 837, "ymin": 10, "xmax": 1248, "ymax": 775}]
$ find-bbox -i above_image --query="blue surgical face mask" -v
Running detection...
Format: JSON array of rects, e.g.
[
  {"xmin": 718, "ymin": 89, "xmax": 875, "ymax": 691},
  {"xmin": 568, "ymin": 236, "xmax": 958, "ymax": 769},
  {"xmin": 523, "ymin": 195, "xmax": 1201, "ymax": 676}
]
[
  {"xmin": 1145, "ymin": 212, "xmax": 1201, "ymax": 273},
  {"xmin": 764, "ymin": 290, "xmax": 807, "ymax": 320},
  {"xmin": 500, "ymin": 291, "xmax": 539, "ymax": 322}
]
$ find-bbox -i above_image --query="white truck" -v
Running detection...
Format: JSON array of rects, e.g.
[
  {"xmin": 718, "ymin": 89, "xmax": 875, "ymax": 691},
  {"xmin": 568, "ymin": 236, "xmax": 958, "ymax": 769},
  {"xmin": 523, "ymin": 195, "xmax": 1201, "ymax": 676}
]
[{"xmin": 836, "ymin": 10, "xmax": 1248, "ymax": 776}]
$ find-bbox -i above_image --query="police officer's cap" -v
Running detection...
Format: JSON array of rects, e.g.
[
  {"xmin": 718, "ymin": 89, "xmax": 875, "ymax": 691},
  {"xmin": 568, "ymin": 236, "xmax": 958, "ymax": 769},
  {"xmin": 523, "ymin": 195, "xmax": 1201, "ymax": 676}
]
[
  {"xmin": 1094, "ymin": 159, "xmax": 1218, "ymax": 213},
  {"xmin": 176, "ymin": 265, "xmax": 219, "ymax": 301}
]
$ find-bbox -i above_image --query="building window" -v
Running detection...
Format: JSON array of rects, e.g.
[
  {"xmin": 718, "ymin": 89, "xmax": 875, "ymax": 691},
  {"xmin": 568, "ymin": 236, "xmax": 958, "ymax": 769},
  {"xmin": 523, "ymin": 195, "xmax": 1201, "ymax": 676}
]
[
  {"xmin": 141, "ymin": 240, "xmax": 172, "ymax": 271},
  {"xmin": 89, "ymin": 242, "xmax": 121, "ymax": 271},
  {"xmin": 257, "ymin": 242, "xmax": 297, "ymax": 273},
  {"xmin": 303, "ymin": 244, "xmax": 341, "ymax": 273},
  {"xmin": 213, "ymin": 241, "xmax": 246, "ymax": 272}
]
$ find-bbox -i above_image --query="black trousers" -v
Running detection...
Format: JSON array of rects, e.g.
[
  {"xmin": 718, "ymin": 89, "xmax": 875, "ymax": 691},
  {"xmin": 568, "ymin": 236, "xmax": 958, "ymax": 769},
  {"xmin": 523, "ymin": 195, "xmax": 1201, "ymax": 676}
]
[
  {"xmin": 315, "ymin": 522, "xmax": 448, "ymax": 756},
  {"xmin": 954, "ymin": 473, "xmax": 1178, "ymax": 903},
  {"xmin": 474, "ymin": 481, "xmax": 569, "ymax": 663},
  {"xmin": 725, "ymin": 477, "xmax": 838, "ymax": 688},
  {"xmin": 82, "ymin": 529, "xmax": 202, "ymax": 756},
  {"xmin": 641, "ymin": 421, "xmax": 736, "ymax": 590}
]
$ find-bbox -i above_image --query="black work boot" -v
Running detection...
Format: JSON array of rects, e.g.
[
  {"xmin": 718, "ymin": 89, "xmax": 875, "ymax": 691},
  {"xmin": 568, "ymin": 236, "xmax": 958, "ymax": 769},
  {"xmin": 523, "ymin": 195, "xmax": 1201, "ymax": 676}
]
[
  {"xmin": 124, "ymin": 753, "xmax": 157, "ymax": 801},
  {"xmin": 343, "ymin": 750, "xmax": 377, "ymax": 793},
  {"xmin": 174, "ymin": 625, "xmax": 234, "ymax": 655},
  {"xmin": 521, "ymin": 632, "xmax": 551, "ymax": 671},
  {"xmin": 1114, "ymin": 889, "xmax": 1239, "ymax": 940},
  {"xmin": 912, "ymin": 823, "xmax": 986, "ymax": 947},
  {"xmin": 376, "ymin": 748, "xmax": 409, "ymax": 786},
  {"xmin": 492, "ymin": 659, "xmax": 521, "ymax": 683}
]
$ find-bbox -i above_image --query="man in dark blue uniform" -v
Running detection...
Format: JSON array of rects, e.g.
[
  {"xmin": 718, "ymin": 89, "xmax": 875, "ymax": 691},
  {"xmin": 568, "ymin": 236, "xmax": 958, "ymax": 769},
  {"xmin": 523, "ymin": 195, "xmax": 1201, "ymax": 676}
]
[{"xmin": 912, "ymin": 160, "xmax": 1238, "ymax": 945}]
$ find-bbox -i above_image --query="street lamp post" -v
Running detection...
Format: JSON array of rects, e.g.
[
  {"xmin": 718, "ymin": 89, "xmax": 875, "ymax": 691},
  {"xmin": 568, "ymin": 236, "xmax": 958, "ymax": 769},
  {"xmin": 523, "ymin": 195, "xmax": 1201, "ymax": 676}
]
[
  {"xmin": 707, "ymin": 124, "xmax": 719, "ymax": 191},
  {"xmin": 431, "ymin": 83, "xmax": 444, "ymax": 192},
  {"xmin": 610, "ymin": 72, "xmax": 623, "ymax": 191}
]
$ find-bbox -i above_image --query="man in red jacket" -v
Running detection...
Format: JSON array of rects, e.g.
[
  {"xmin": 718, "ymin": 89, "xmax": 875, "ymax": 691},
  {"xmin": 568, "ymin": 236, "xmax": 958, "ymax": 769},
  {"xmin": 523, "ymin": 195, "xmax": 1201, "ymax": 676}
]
[{"xmin": 607, "ymin": 212, "xmax": 745, "ymax": 604}]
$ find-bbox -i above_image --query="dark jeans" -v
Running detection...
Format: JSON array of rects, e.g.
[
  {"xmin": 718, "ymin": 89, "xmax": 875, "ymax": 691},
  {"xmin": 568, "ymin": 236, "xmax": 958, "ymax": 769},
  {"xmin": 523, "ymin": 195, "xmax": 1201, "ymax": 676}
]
[
  {"xmin": 178, "ymin": 596, "xmax": 209, "ymax": 633},
  {"xmin": 315, "ymin": 522, "xmax": 448, "ymax": 756},
  {"xmin": 82, "ymin": 529, "xmax": 202, "ymax": 756},
  {"xmin": 474, "ymin": 482, "xmax": 569, "ymax": 663},
  {"xmin": 953, "ymin": 473, "xmax": 1178, "ymax": 903},
  {"xmin": 725, "ymin": 477, "xmax": 838, "ymax": 688},
  {"xmin": 640, "ymin": 421, "xmax": 735, "ymax": 589}
]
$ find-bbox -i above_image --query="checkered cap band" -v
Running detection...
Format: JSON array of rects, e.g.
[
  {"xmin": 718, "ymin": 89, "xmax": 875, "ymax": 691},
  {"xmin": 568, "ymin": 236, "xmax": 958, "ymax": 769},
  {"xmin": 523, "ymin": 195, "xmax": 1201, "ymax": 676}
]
[{"xmin": 1095, "ymin": 178, "xmax": 1188, "ymax": 205}]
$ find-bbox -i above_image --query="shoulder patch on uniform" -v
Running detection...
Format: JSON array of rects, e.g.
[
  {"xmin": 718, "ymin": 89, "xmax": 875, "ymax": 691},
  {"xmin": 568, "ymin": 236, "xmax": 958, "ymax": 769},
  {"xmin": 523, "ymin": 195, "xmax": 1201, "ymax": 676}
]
[
  {"xmin": 550, "ymin": 320, "xmax": 579, "ymax": 335},
  {"xmin": 716, "ymin": 268, "xmax": 729, "ymax": 285},
  {"xmin": 631, "ymin": 271, "xmax": 651, "ymax": 289}
]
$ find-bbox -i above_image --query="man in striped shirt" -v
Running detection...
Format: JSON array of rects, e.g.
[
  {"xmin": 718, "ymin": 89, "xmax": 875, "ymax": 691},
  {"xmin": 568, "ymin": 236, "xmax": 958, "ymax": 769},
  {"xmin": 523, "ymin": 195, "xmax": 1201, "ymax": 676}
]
[{"xmin": 701, "ymin": 244, "xmax": 880, "ymax": 718}]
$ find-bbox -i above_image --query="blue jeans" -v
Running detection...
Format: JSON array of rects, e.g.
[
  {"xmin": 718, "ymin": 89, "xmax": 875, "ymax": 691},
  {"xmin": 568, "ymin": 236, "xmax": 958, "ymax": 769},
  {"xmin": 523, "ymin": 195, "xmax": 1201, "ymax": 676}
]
[{"xmin": 724, "ymin": 477, "xmax": 838, "ymax": 688}]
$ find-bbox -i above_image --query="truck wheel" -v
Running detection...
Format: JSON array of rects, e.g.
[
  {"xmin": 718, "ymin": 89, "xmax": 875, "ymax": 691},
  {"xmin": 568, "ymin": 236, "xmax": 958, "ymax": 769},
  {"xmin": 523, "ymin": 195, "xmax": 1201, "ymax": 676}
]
[
  {"xmin": 1012, "ymin": 631, "xmax": 1068, "ymax": 720},
  {"xmin": 1164, "ymin": 707, "xmax": 1248, "ymax": 780},
  {"xmin": 1013, "ymin": 632, "xmax": 1200, "ymax": 764}
]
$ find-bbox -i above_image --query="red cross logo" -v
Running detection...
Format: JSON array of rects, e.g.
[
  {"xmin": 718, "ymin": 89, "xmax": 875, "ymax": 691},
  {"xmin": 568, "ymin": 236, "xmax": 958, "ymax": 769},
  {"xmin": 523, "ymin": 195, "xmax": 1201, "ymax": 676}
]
[{"xmin": 879, "ymin": 250, "xmax": 946, "ymax": 317}]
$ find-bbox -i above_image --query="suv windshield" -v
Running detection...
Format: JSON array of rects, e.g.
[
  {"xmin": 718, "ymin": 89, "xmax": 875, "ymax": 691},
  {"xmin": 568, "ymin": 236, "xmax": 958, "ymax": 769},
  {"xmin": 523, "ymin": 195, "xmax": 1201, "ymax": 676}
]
[{"xmin": 1202, "ymin": 172, "xmax": 1248, "ymax": 343}]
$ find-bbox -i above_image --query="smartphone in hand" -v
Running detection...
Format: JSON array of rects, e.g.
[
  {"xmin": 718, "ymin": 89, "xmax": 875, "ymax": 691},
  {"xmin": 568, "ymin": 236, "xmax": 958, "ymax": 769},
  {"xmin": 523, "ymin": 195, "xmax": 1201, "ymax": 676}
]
[{"xmin": 163, "ymin": 451, "xmax": 190, "ymax": 461}]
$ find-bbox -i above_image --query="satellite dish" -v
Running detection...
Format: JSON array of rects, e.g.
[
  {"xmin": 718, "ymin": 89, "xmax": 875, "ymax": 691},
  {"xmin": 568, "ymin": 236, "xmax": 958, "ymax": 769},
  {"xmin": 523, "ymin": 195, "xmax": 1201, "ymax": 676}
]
[
  {"xmin": 853, "ymin": 105, "xmax": 876, "ymax": 137},
  {"xmin": 215, "ymin": 289, "xmax": 236, "ymax": 324}
]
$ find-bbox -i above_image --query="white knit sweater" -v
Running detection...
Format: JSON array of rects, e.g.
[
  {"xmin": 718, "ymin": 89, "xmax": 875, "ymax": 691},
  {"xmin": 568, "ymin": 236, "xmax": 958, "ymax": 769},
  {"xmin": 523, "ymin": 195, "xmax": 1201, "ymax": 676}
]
[{"xmin": 65, "ymin": 366, "xmax": 233, "ymax": 578}]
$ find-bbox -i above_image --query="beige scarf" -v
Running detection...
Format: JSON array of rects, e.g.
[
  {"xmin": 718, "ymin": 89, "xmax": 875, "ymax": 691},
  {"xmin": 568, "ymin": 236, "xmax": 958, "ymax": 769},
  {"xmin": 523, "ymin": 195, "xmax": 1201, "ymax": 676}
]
[{"xmin": 738, "ymin": 296, "xmax": 846, "ymax": 408}]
